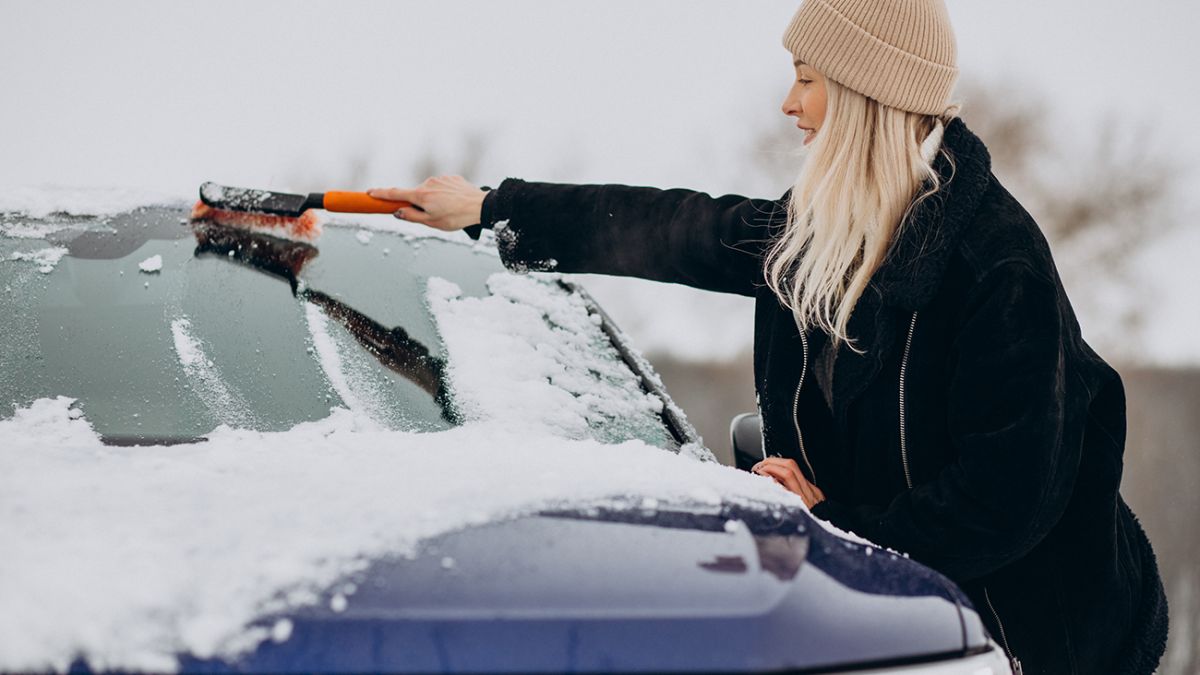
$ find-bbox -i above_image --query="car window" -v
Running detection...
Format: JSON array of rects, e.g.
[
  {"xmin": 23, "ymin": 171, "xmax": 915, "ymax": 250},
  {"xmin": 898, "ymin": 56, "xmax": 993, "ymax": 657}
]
[{"xmin": 0, "ymin": 206, "xmax": 676, "ymax": 449}]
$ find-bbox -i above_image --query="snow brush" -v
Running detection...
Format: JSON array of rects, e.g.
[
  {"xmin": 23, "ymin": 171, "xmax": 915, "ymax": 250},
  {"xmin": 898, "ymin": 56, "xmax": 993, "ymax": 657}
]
[{"xmin": 190, "ymin": 181, "xmax": 417, "ymax": 242}]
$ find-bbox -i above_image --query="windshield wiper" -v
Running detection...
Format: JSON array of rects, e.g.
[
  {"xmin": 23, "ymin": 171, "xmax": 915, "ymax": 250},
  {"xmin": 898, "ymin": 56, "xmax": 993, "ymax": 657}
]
[
  {"xmin": 302, "ymin": 288, "xmax": 450, "ymax": 413},
  {"xmin": 191, "ymin": 222, "xmax": 458, "ymax": 423}
]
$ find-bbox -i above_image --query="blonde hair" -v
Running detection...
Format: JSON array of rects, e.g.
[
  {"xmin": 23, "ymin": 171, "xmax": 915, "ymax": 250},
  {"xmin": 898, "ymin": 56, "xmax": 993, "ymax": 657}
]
[{"xmin": 764, "ymin": 79, "xmax": 954, "ymax": 352}]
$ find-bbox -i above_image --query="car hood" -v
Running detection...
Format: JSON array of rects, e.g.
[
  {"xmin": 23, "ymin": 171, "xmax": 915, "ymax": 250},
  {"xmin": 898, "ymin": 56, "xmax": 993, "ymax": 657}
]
[{"xmin": 195, "ymin": 505, "xmax": 988, "ymax": 673}]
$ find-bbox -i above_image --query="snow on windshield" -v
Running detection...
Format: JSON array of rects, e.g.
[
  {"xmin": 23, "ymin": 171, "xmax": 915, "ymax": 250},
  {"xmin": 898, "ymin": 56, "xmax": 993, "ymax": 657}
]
[
  {"xmin": 0, "ymin": 396, "xmax": 818, "ymax": 673},
  {"xmin": 302, "ymin": 302, "xmax": 395, "ymax": 429},
  {"xmin": 428, "ymin": 272, "xmax": 669, "ymax": 444},
  {"xmin": 6, "ymin": 245, "xmax": 68, "ymax": 274},
  {"xmin": 170, "ymin": 317, "xmax": 259, "ymax": 429}
]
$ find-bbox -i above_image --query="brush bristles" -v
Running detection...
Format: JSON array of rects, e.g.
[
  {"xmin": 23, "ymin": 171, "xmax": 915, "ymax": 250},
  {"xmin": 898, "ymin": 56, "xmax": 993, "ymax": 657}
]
[{"xmin": 189, "ymin": 201, "xmax": 322, "ymax": 242}]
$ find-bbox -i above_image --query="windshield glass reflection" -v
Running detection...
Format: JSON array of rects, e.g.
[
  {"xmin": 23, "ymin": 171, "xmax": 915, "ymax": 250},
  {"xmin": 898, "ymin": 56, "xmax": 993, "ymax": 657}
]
[{"xmin": 192, "ymin": 223, "xmax": 457, "ymax": 424}]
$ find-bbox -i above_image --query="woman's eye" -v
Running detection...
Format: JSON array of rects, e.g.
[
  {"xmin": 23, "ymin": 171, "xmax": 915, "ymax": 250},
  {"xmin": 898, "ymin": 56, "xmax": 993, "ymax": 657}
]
[{"xmin": 797, "ymin": 79, "xmax": 811, "ymax": 85}]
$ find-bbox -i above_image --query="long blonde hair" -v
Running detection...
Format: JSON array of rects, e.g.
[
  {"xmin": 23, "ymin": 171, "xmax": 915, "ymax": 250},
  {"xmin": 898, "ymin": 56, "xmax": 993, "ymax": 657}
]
[{"xmin": 764, "ymin": 79, "xmax": 953, "ymax": 351}]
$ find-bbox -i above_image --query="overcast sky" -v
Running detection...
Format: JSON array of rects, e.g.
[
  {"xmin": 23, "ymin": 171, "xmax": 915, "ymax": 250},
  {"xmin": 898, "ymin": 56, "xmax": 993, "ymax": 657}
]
[
  {"xmin": 3, "ymin": 1, "xmax": 1197, "ymax": 193},
  {"xmin": 2, "ymin": 0, "xmax": 1197, "ymax": 361}
]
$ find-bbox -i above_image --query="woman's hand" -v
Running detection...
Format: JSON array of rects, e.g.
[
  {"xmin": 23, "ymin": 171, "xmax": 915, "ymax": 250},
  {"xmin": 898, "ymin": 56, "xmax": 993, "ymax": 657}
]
[
  {"xmin": 752, "ymin": 457, "xmax": 826, "ymax": 509},
  {"xmin": 366, "ymin": 175, "xmax": 486, "ymax": 233}
]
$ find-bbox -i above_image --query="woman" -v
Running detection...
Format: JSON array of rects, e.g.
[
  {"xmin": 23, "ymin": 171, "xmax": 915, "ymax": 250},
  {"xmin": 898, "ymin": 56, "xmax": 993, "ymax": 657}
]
[{"xmin": 367, "ymin": 1, "xmax": 1168, "ymax": 672}]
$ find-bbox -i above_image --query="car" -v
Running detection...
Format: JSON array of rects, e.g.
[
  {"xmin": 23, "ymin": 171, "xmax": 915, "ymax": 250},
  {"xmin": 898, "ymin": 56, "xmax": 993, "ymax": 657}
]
[{"xmin": 0, "ymin": 197, "xmax": 1012, "ymax": 673}]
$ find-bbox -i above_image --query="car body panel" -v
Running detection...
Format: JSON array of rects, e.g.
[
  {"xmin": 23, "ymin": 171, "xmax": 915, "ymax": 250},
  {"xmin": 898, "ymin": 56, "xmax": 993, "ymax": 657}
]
[{"xmin": 178, "ymin": 511, "xmax": 977, "ymax": 673}]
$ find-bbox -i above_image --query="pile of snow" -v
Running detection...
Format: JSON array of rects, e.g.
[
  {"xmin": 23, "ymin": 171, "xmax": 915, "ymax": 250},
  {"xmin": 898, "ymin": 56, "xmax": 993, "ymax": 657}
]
[
  {"xmin": 429, "ymin": 272, "xmax": 667, "ymax": 442},
  {"xmin": 137, "ymin": 254, "xmax": 163, "ymax": 273},
  {"xmin": 0, "ymin": 186, "xmax": 185, "ymax": 219},
  {"xmin": 0, "ymin": 396, "xmax": 819, "ymax": 673},
  {"xmin": 7, "ymin": 246, "xmax": 68, "ymax": 274},
  {"xmin": 0, "ymin": 219, "xmax": 80, "ymax": 240}
]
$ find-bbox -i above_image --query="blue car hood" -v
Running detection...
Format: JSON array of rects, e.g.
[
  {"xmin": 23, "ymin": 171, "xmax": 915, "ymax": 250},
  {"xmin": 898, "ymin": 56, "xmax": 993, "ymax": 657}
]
[{"xmin": 190, "ymin": 505, "xmax": 988, "ymax": 673}]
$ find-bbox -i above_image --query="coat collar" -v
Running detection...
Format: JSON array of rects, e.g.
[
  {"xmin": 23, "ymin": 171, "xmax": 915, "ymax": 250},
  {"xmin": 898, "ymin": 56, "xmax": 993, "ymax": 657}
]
[
  {"xmin": 871, "ymin": 116, "xmax": 993, "ymax": 312},
  {"xmin": 821, "ymin": 117, "xmax": 993, "ymax": 423}
]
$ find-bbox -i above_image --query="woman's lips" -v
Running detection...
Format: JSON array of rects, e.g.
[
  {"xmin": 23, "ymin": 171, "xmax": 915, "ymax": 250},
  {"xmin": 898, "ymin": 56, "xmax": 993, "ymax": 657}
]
[{"xmin": 799, "ymin": 126, "xmax": 817, "ymax": 145}]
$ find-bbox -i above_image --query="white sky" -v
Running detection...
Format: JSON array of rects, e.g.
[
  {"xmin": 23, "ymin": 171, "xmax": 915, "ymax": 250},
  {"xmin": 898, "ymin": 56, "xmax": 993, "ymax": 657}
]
[
  {"xmin": 2, "ymin": 0, "xmax": 1197, "ymax": 362},
  {"xmin": 3, "ymin": 1, "xmax": 1197, "ymax": 194}
]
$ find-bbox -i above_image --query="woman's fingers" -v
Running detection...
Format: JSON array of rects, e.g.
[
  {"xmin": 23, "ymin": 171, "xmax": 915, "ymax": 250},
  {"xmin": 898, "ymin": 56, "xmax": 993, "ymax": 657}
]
[
  {"xmin": 753, "ymin": 464, "xmax": 798, "ymax": 490},
  {"xmin": 366, "ymin": 187, "xmax": 420, "ymax": 204},
  {"xmin": 765, "ymin": 467, "xmax": 819, "ymax": 507},
  {"xmin": 752, "ymin": 457, "xmax": 806, "ymax": 480},
  {"xmin": 393, "ymin": 206, "xmax": 432, "ymax": 224},
  {"xmin": 368, "ymin": 175, "xmax": 466, "ymax": 205},
  {"xmin": 753, "ymin": 465, "xmax": 811, "ymax": 501},
  {"xmin": 368, "ymin": 176, "xmax": 484, "ymax": 232},
  {"xmin": 810, "ymin": 482, "xmax": 826, "ymax": 504},
  {"xmin": 751, "ymin": 458, "xmax": 823, "ymax": 508}
]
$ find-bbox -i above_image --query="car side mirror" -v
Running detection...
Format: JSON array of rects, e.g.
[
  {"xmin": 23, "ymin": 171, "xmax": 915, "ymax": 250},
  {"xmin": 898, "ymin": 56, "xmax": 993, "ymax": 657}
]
[{"xmin": 730, "ymin": 413, "xmax": 765, "ymax": 471}]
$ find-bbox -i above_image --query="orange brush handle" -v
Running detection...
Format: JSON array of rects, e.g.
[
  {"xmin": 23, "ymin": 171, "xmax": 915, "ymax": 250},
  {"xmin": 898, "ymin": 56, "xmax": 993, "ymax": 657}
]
[{"xmin": 323, "ymin": 191, "xmax": 412, "ymax": 214}]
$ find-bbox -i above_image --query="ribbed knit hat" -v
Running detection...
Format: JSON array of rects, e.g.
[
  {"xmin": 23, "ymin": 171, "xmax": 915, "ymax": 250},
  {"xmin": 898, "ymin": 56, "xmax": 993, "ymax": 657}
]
[{"xmin": 782, "ymin": 0, "xmax": 958, "ymax": 116}]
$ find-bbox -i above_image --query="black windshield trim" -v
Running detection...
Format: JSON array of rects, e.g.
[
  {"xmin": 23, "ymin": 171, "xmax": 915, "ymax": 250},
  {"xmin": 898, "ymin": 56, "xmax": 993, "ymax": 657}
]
[{"xmin": 560, "ymin": 279, "xmax": 699, "ymax": 450}]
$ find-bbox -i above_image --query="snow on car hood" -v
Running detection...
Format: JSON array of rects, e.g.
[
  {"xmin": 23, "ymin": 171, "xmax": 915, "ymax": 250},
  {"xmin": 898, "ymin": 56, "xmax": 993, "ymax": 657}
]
[
  {"xmin": 0, "ymin": 396, "xmax": 821, "ymax": 673},
  {"xmin": 0, "ymin": 186, "xmax": 187, "ymax": 220}
]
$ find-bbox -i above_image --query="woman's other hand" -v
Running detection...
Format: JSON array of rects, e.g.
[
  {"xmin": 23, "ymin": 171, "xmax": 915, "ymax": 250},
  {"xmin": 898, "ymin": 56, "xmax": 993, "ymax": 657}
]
[
  {"xmin": 366, "ymin": 175, "xmax": 486, "ymax": 232},
  {"xmin": 752, "ymin": 457, "xmax": 826, "ymax": 509}
]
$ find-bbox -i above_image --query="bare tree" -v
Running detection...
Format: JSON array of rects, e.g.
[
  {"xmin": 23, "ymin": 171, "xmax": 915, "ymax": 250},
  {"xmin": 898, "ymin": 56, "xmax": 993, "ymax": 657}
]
[
  {"xmin": 956, "ymin": 80, "xmax": 1179, "ymax": 353},
  {"xmin": 956, "ymin": 81, "xmax": 1177, "ymax": 269}
]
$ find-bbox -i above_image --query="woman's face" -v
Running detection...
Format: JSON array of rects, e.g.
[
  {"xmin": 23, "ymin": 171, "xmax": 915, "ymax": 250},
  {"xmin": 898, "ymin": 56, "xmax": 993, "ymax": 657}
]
[{"xmin": 781, "ymin": 61, "xmax": 828, "ymax": 146}]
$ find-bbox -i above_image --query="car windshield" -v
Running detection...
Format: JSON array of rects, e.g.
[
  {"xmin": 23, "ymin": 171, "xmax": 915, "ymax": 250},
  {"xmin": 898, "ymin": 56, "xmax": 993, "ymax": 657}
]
[{"xmin": 0, "ymin": 205, "xmax": 675, "ymax": 449}]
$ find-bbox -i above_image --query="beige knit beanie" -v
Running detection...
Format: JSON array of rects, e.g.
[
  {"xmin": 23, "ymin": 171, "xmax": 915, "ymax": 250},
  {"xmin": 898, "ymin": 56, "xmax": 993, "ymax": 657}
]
[{"xmin": 782, "ymin": 0, "xmax": 958, "ymax": 116}]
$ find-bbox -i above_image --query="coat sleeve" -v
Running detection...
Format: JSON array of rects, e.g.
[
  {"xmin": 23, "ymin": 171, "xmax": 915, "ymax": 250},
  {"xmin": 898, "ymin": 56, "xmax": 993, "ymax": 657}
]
[
  {"xmin": 811, "ymin": 261, "xmax": 1082, "ymax": 582},
  {"xmin": 479, "ymin": 178, "xmax": 789, "ymax": 297}
]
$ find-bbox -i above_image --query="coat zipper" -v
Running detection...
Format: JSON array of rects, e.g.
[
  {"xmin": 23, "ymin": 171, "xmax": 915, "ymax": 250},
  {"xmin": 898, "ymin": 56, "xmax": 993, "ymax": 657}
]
[
  {"xmin": 898, "ymin": 317, "xmax": 1022, "ymax": 673},
  {"xmin": 792, "ymin": 329, "xmax": 817, "ymax": 483},
  {"xmin": 984, "ymin": 587, "xmax": 1023, "ymax": 674},
  {"xmin": 898, "ymin": 311, "xmax": 918, "ymax": 489}
]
